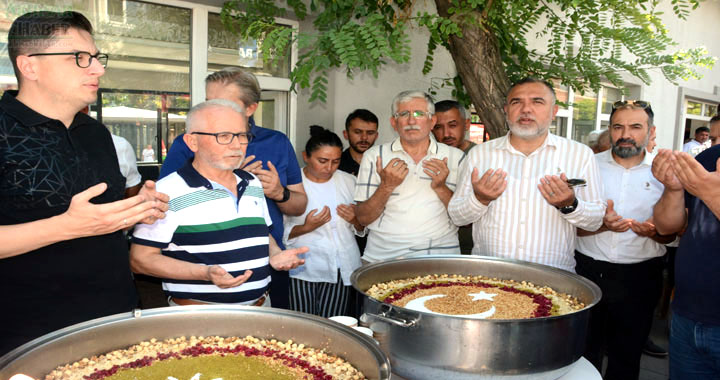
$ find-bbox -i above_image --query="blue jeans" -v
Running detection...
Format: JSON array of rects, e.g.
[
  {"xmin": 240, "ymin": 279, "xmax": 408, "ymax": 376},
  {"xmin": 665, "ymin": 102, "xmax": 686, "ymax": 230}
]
[{"xmin": 670, "ymin": 311, "xmax": 720, "ymax": 380}]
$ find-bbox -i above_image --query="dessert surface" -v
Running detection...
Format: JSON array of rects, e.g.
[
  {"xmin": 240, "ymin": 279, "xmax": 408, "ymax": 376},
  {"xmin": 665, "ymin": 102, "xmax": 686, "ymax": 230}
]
[
  {"xmin": 366, "ymin": 274, "xmax": 585, "ymax": 319},
  {"xmin": 45, "ymin": 335, "xmax": 366, "ymax": 380}
]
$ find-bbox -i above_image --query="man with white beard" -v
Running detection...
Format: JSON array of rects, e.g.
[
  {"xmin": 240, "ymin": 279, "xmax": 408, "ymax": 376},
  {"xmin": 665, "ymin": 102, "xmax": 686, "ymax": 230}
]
[
  {"xmin": 130, "ymin": 100, "xmax": 306, "ymax": 306},
  {"xmin": 448, "ymin": 78, "xmax": 605, "ymax": 272},
  {"xmin": 354, "ymin": 90, "xmax": 465, "ymax": 263}
]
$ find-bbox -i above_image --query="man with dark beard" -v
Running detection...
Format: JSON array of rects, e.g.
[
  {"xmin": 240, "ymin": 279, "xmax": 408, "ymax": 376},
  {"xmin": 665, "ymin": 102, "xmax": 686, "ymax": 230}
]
[
  {"xmin": 575, "ymin": 100, "xmax": 676, "ymax": 380},
  {"xmin": 338, "ymin": 109, "xmax": 379, "ymax": 176},
  {"xmin": 433, "ymin": 100, "xmax": 475, "ymax": 154}
]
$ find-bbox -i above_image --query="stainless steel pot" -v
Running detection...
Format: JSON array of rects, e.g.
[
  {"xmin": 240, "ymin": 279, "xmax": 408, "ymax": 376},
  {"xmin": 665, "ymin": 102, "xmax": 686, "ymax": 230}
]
[
  {"xmin": 0, "ymin": 306, "xmax": 391, "ymax": 380},
  {"xmin": 351, "ymin": 255, "xmax": 601, "ymax": 380}
]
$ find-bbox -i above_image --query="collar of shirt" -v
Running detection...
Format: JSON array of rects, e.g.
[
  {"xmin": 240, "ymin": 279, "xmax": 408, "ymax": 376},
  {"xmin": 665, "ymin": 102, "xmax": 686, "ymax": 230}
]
[
  {"xmin": 496, "ymin": 131, "xmax": 559, "ymax": 156},
  {"xmin": 176, "ymin": 158, "xmax": 253, "ymax": 195},
  {"xmin": 390, "ymin": 136, "xmax": 439, "ymax": 156},
  {"xmin": 0, "ymin": 90, "xmax": 93, "ymax": 129}
]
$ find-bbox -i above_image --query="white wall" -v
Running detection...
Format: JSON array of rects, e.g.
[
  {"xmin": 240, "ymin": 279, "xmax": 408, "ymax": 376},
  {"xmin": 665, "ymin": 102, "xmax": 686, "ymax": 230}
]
[{"xmin": 642, "ymin": 0, "xmax": 720, "ymax": 150}]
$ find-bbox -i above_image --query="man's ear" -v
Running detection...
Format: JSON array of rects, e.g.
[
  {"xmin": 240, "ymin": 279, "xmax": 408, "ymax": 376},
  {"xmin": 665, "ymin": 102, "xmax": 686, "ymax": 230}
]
[
  {"xmin": 183, "ymin": 132, "xmax": 199, "ymax": 153},
  {"xmin": 390, "ymin": 116, "xmax": 398, "ymax": 132},
  {"xmin": 245, "ymin": 102, "xmax": 259, "ymax": 117},
  {"xmin": 15, "ymin": 55, "xmax": 39, "ymax": 82},
  {"xmin": 343, "ymin": 129, "xmax": 349, "ymax": 141}
]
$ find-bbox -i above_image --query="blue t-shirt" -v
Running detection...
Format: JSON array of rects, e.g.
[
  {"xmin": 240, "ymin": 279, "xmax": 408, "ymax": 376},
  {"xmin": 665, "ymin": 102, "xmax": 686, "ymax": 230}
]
[
  {"xmin": 673, "ymin": 145, "xmax": 720, "ymax": 325},
  {"xmin": 159, "ymin": 118, "xmax": 302, "ymax": 249}
]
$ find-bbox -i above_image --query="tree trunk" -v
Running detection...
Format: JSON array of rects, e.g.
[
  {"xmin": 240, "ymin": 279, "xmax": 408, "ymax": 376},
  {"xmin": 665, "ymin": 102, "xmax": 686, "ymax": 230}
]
[{"xmin": 434, "ymin": 0, "xmax": 510, "ymax": 139}]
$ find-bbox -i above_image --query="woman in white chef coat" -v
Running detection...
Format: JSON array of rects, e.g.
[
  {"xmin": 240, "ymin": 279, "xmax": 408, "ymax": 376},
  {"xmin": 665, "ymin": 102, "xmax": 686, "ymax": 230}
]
[{"xmin": 283, "ymin": 126, "xmax": 364, "ymax": 317}]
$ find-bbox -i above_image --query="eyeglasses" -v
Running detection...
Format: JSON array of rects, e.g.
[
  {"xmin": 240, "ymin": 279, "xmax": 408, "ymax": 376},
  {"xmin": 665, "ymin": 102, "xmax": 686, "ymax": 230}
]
[
  {"xmin": 191, "ymin": 131, "xmax": 254, "ymax": 145},
  {"xmin": 393, "ymin": 110, "xmax": 432, "ymax": 120},
  {"xmin": 28, "ymin": 51, "xmax": 109, "ymax": 68},
  {"xmin": 612, "ymin": 100, "xmax": 650, "ymax": 110}
]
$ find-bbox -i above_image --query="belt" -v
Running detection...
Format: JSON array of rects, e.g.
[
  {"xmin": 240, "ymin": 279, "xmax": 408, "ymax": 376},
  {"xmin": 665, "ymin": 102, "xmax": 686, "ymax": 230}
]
[{"xmin": 170, "ymin": 293, "xmax": 267, "ymax": 307}]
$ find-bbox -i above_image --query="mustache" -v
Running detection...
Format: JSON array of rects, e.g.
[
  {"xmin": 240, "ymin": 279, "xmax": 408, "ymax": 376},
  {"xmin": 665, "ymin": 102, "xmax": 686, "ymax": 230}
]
[
  {"xmin": 403, "ymin": 125, "xmax": 421, "ymax": 131},
  {"xmin": 516, "ymin": 114, "xmax": 536, "ymax": 122},
  {"xmin": 224, "ymin": 151, "xmax": 245, "ymax": 157},
  {"xmin": 614, "ymin": 138, "xmax": 639, "ymax": 147}
]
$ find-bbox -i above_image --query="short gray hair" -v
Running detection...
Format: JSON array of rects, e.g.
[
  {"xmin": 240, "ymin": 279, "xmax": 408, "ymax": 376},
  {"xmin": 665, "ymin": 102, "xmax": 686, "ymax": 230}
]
[
  {"xmin": 205, "ymin": 67, "xmax": 261, "ymax": 106},
  {"xmin": 186, "ymin": 99, "xmax": 245, "ymax": 133},
  {"xmin": 391, "ymin": 90, "xmax": 435, "ymax": 116}
]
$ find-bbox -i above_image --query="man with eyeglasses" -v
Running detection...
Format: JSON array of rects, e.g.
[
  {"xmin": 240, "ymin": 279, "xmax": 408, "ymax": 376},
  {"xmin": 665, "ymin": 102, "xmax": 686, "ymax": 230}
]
[
  {"xmin": 449, "ymin": 77, "xmax": 605, "ymax": 272},
  {"xmin": 160, "ymin": 68, "xmax": 307, "ymax": 309},
  {"xmin": 130, "ymin": 99, "xmax": 306, "ymax": 307},
  {"xmin": 354, "ymin": 90, "xmax": 465, "ymax": 263},
  {"xmin": 575, "ymin": 100, "xmax": 676, "ymax": 379},
  {"xmin": 0, "ymin": 11, "xmax": 169, "ymax": 355}
]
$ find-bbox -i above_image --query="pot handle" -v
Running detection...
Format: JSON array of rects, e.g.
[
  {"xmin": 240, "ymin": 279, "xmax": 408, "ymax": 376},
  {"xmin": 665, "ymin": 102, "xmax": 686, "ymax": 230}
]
[{"xmin": 362, "ymin": 305, "xmax": 418, "ymax": 328}]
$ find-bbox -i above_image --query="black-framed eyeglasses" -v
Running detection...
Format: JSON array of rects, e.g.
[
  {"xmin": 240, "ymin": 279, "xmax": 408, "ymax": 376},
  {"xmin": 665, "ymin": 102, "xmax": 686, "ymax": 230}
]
[
  {"xmin": 27, "ymin": 51, "xmax": 109, "ymax": 68},
  {"xmin": 191, "ymin": 131, "xmax": 254, "ymax": 145},
  {"xmin": 612, "ymin": 100, "xmax": 650, "ymax": 110}
]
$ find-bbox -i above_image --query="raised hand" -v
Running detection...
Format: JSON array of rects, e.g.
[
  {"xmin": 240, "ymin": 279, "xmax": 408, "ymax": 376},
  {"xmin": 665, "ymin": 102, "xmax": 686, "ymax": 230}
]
[
  {"xmin": 422, "ymin": 157, "xmax": 449, "ymax": 189},
  {"xmin": 207, "ymin": 265, "xmax": 253, "ymax": 288},
  {"xmin": 253, "ymin": 160, "xmax": 284, "ymax": 201},
  {"xmin": 240, "ymin": 154, "xmax": 262, "ymax": 172},
  {"xmin": 652, "ymin": 149, "xmax": 683, "ymax": 191},
  {"xmin": 62, "ymin": 183, "xmax": 166, "ymax": 237},
  {"xmin": 377, "ymin": 157, "xmax": 408, "ymax": 190},
  {"xmin": 269, "ymin": 246, "xmax": 308, "ymax": 271},
  {"xmin": 136, "ymin": 180, "xmax": 170, "ymax": 225},
  {"xmin": 672, "ymin": 151, "xmax": 720, "ymax": 198},
  {"xmin": 603, "ymin": 199, "xmax": 632, "ymax": 232},
  {"xmin": 538, "ymin": 173, "xmax": 575, "ymax": 208},
  {"xmin": 630, "ymin": 217, "xmax": 657, "ymax": 237},
  {"xmin": 304, "ymin": 206, "xmax": 331, "ymax": 232},
  {"xmin": 336, "ymin": 204, "xmax": 356, "ymax": 223},
  {"xmin": 471, "ymin": 168, "xmax": 507, "ymax": 206}
]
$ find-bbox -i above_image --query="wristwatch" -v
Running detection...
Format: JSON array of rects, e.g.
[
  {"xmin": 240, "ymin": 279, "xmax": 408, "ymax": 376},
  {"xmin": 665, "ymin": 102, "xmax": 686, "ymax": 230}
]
[
  {"xmin": 276, "ymin": 186, "xmax": 291, "ymax": 203},
  {"xmin": 558, "ymin": 197, "xmax": 578, "ymax": 214}
]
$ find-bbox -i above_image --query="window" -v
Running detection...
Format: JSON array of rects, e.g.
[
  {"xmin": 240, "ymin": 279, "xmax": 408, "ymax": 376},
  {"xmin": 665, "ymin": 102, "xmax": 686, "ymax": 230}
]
[
  {"xmin": 95, "ymin": 2, "xmax": 192, "ymax": 163},
  {"xmin": 572, "ymin": 89, "xmax": 598, "ymax": 144},
  {"xmin": 0, "ymin": 1, "xmax": 192, "ymax": 164},
  {"xmin": 686, "ymin": 101, "xmax": 702, "ymax": 116},
  {"xmin": 601, "ymin": 87, "xmax": 622, "ymax": 114},
  {"xmin": 704, "ymin": 104, "xmax": 717, "ymax": 117},
  {"xmin": 208, "ymin": 13, "xmax": 290, "ymax": 78}
]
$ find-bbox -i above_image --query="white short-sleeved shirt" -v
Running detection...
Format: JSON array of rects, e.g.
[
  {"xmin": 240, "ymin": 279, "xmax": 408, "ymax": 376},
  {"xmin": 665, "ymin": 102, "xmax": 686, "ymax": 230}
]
[
  {"xmin": 354, "ymin": 137, "xmax": 466, "ymax": 263},
  {"xmin": 577, "ymin": 150, "xmax": 666, "ymax": 263},
  {"xmin": 283, "ymin": 170, "xmax": 362, "ymax": 285},
  {"xmin": 111, "ymin": 135, "xmax": 141, "ymax": 188}
]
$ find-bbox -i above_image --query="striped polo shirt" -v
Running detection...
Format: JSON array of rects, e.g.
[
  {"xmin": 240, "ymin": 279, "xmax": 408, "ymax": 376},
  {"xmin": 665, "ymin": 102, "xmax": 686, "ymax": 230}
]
[{"xmin": 133, "ymin": 161, "xmax": 272, "ymax": 304}]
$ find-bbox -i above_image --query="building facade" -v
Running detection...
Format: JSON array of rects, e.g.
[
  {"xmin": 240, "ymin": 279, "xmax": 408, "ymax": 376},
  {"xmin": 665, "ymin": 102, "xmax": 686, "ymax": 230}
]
[{"xmin": 1, "ymin": 0, "xmax": 718, "ymax": 170}]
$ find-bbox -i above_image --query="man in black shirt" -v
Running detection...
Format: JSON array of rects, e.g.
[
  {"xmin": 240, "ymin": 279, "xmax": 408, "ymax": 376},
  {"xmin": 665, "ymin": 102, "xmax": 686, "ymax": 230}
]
[
  {"xmin": 338, "ymin": 109, "xmax": 379, "ymax": 176},
  {"xmin": 0, "ymin": 11, "xmax": 168, "ymax": 356}
]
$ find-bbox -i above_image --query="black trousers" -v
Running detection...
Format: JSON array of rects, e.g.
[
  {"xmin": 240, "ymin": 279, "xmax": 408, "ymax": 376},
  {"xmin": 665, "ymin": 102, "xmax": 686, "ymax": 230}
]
[
  {"xmin": 575, "ymin": 251, "xmax": 663, "ymax": 380},
  {"xmin": 269, "ymin": 269, "xmax": 290, "ymax": 309}
]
